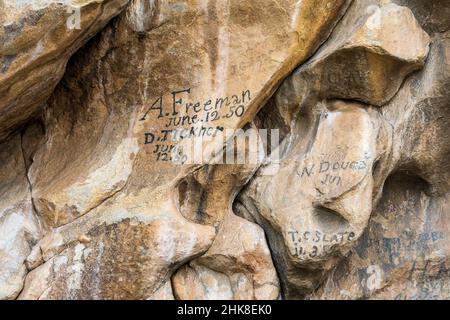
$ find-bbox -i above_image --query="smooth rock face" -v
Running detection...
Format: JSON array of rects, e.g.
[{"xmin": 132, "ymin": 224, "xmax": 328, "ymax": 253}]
[
  {"xmin": 27, "ymin": 0, "xmax": 350, "ymax": 230},
  {"xmin": 1, "ymin": 0, "xmax": 449, "ymax": 300},
  {"xmin": 0, "ymin": 0, "xmax": 130, "ymax": 141}
]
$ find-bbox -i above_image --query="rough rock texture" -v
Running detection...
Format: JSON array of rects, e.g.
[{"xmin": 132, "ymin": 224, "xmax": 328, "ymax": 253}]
[
  {"xmin": 172, "ymin": 211, "xmax": 279, "ymax": 300},
  {"xmin": 287, "ymin": 2, "xmax": 430, "ymax": 107},
  {"xmin": 3, "ymin": 0, "xmax": 350, "ymax": 299},
  {"xmin": 237, "ymin": 0, "xmax": 449, "ymax": 299},
  {"xmin": 0, "ymin": 135, "xmax": 42, "ymax": 299},
  {"xmin": 310, "ymin": 174, "xmax": 450, "ymax": 299},
  {"xmin": 0, "ymin": 0, "xmax": 130, "ymax": 141},
  {"xmin": 239, "ymin": 100, "xmax": 393, "ymax": 298},
  {"xmin": 1, "ymin": 0, "xmax": 449, "ymax": 300}
]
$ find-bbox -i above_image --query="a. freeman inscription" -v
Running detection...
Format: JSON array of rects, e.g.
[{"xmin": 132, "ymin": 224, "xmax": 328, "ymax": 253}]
[{"xmin": 140, "ymin": 88, "xmax": 251, "ymax": 163}]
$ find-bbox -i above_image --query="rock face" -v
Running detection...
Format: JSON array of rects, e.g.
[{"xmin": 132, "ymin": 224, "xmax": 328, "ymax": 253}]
[
  {"xmin": 0, "ymin": 0, "xmax": 449, "ymax": 300},
  {"xmin": 0, "ymin": 135, "xmax": 42, "ymax": 299},
  {"xmin": 295, "ymin": 3, "xmax": 430, "ymax": 106},
  {"xmin": 239, "ymin": 100, "xmax": 393, "ymax": 297},
  {"xmin": 237, "ymin": 0, "xmax": 448, "ymax": 299},
  {"xmin": 310, "ymin": 174, "xmax": 450, "ymax": 300},
  {"xmin": 0, "ymin": 0, "xmax": 130, "ymax": 141},
  {"xmin": 172, "ymin": 212, "xmax": 279, "ymax": 300}
]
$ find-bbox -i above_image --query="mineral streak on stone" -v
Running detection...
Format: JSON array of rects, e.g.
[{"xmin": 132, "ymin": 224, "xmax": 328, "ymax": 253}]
[{"xmin": 1, "ymin": 0, "xmax": 450, "ymax": 300}]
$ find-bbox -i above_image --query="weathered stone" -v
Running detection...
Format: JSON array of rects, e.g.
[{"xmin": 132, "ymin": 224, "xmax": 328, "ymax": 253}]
[
  {"xmin": 239, "ymin": 100, "xmax": 393, "ymax": 298},
  {"xmin": 279, "ymin": 2, "xmax": 430, "ymax": 108},
  {"xmin": 172, "ymin": 211, "xmax": 279, "ymax": 300},
  {"xmin": 1, "ymin": 0, "xmax": 449, "ymax": 301},
  {"xmin": 382, "ymin": 33, "xmax": 450, "ymax": 195},
  {"xmin": 0, "ymin": 0, "xmax": 130, "ymax": 141},
  {"xmin": 0, "ymin": 135, "xmax": 42, "ymax": 299},
  {"xmin": 148, "ymin": 280, "xmax": 175, "ymax": 300},
  {"xmin": 16, "ymin": 0, "xmax": 350, "ymax": 299},
  {"xmin": 304, "ymin": 28, "xmax": 450, "ymax": 300},
  {"xmin": 19, "ymin": 204, "xmax": 215, "ymax": 299},
  {"xmin": 27, "ymin": 0, "xmax": 351, "ymax": 229},
  {"xmin": 235, "ymin": 1, "xmax": 448, "ymax": 300},
  {"xmin": 393, "ymin": 0, "xmax": 450, "ymax": 34},
  {"xmin": 310, "ymin": 175, "xmax": 450, "ymax": 300}
]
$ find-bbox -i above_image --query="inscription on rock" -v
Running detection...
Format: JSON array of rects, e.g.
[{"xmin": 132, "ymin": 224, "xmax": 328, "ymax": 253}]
[
  {"xmin": 296, "ymin": 156, "xmax": 370, "ymax": 188},
  {"xmin": 288, "ymin": 230, "xmax": 356, "ymax": 259},
  {"xmin": 139, "ymin": 88, "xmax": 252, "ymax": 163}
]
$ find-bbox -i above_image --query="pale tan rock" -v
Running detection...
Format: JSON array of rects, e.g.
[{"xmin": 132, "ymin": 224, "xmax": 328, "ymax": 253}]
[
  {"xmin": 393, "ymin": 0, "xmax": 450, "ymax": 34},
  {"xmin": 147, "ymin": 281, "xmax": 174, "ymax": 300},
  {"xmin": 310, "ymin": 175, "xmax": 450, "ymax": 300},
  {"xmin": 306, "ymin": 28, "xmax": 450, "ymax": 300},
  {"xmin": 0, "ymin": 0, "xmax": 130, "ymax": 141},
  {"xmin": 19, "ymin": 201, "xmax": 216, "ymax": 299},
  {"xmin": 382, "ymin": 33, "xmax": 450, "ymax": 195},
  {"xmin": 172, "ymin": 211, "xmax": 279, "ymax": 300},
  {"xmin": 239, "ymin": 100, "xmax": 393, "ymax": 298},
  {"xmin": 170, "ymin": 122, "xmax": 280, "ymax": 300},
  {"xmin": 15, "ymin": 0, "xmax": 349, "ymax": 299},
  {"xmin": 234, "ymin": 1, "xmax": 436, "ymax": 299},
  {"xmin": 235, "ymin": 1, "xmax": 450, "ymax": 300},
  {"xmin": 305, "ymin": 5, "xmax": 450, "ymax": 299},
  {"xmin": 27, "ymin": 0, "xmax": 350, "ymax": 229},
  {"xmin": 2, "ymin": 0, "xmax": 449, "ymax": 301},
  {"xmin": 279, "ymin": 2, "xmax": 430, "ymax": 108},
  {"xmin": 25, "ymin": 244, "xmax": 44, "ymax": 271},
  {"xmin": 0, "ymin": 135, "xmax": 42, "ymax": 299}
]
